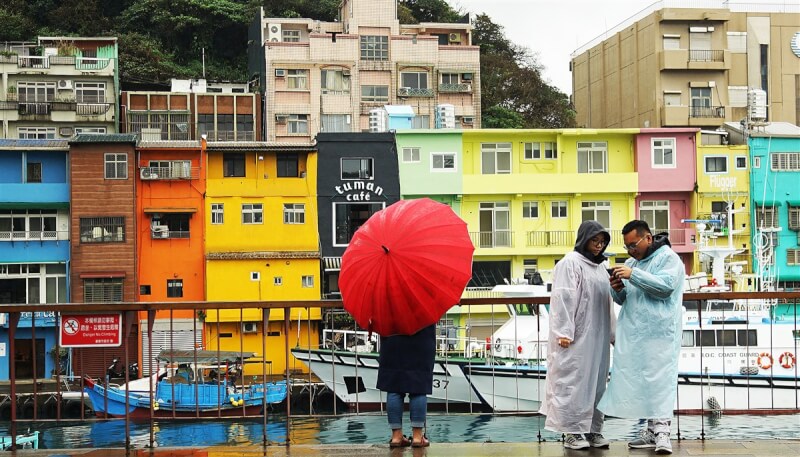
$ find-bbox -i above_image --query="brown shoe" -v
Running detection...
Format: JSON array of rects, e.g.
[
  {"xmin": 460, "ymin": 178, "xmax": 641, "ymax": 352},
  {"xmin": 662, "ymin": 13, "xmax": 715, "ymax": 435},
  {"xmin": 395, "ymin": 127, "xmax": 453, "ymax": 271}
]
[
  {"xmin": 389, "ymin": 436, "xmax": 411, "ymax": 448},
  {"xmin": 411, "ymin": 436, "xmax": 430, "ymax": 448}
]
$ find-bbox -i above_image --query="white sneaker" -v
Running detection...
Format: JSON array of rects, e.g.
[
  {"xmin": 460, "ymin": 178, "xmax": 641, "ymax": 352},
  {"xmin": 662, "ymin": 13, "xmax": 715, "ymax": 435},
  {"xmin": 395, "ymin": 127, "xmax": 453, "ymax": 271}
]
[
  {"xmin": 585, "ymin": 432, "xmax": 610, "ymax": 448},
  {"xmin": 654, "ymin": 432, "xmax": 672, "ymax": 454},
  {"xmin": 627, "ymin": 429, "xmax": 656, "ymax": 449},
  {"xmin": 563, "ymin": 433, "xmax": 590, "ymax": 450}
]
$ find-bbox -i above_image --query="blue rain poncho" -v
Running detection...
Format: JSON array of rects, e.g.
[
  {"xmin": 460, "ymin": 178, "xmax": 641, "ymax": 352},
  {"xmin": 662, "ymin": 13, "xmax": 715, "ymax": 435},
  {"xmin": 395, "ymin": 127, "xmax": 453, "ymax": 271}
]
[
  {"xmin": 597, "ymin": 237, "xmax": 684, "ymax": 419},
  {"xmin": 539, "ymin": 221, "xmax": 615, "ymax": 433}
]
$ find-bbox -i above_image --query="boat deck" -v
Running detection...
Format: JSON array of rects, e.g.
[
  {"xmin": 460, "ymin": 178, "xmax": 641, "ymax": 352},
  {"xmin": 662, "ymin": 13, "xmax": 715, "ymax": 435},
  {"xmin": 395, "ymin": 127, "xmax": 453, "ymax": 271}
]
[{"xmin": 4, "ymin": 440, "xmax": 800, "ymax": 456}]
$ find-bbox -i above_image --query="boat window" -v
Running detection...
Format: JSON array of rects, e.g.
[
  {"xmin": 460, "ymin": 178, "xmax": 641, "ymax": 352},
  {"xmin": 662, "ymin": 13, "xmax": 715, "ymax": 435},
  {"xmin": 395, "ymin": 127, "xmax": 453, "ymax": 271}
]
[
  {"xmin": 681, "ymin": 330, "xmax": 695, "ymax": 347},
  {"xmin": 716, "ymin": 329, "xmax": 736, "ymax": 346},
  {"xmin": 697, "ymin": 329, "xmax": 715, "ymax": 347},
  {"xmin": 682, "ymin": 300, "xmax": 701, "ymax": 312},
  {"xmin": 737, "ymin": 329, "xmax": 757, "ymax": 346},
  {"xmin": 709, "ymin": 300, "xmax": 735, "ymax": 312},
  {"xmin": 513, "ymin": 304, "xmax": 537, "ymax": 316}
]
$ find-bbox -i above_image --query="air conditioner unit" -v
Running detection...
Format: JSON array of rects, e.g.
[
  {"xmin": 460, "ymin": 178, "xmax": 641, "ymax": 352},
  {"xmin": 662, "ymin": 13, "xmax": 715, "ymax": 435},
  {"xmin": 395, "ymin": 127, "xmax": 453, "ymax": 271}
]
[
  {"xmin": 342, "ymin": 69, "xmax": 351, "ymax": 77},
  {"xmin": 58, "ymin": 126, "xmax": 74, "ymax": 137},
  {"xmin": 448, "ymin": 33, "xmax": 461, "ymax": 43},
  {"xmin": 152, "ymin": 225, "xmax": 169, "ymax": 238},
  {"xmin": 275, "ymin": 69, "xmax": 286, "ymax": 77},
  {"xmin": 57, "ymin": 80, "xmax": 73, "ymax": 90},
  {"xmin": 268, "ymin": 23, "xmax": 282, "ymax": 42},
  {"xmin": 275, "ymin": 114, "xmax": 289, "ymax": 124},
  {"xmin": 398, "ymin": 87, "xmax": 411, "ymax": 96},
  {"xmin": 462, "ymin": 116, "xmax": 475, "ymax": 125},
  {"xmin": 140, "ymin": 168, "xmax": 159, "ymax": 180},
  {"xmin": 242, "ymin": 322, "xmax": 258, "ymax": 334}
]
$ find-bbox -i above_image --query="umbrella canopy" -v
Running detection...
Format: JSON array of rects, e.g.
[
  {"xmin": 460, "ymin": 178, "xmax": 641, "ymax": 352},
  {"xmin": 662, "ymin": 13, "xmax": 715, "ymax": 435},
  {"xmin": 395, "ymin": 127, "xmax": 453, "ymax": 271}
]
[{"xmin": 340, "ymin": 198, "xmax": 474, "ymax": 336}]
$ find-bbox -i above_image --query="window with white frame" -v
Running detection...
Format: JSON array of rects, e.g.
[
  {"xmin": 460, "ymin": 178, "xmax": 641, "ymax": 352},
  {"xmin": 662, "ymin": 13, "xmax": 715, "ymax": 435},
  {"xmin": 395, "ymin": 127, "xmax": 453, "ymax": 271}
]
[
  {"xmin": 402, "ymin": 147, "xmax": 420, "ymax": 163},
  {"xmin": 74, "ymin": 127, "xmax": 107, "ymax": 135},
  {"xmin": 788, "ymin": 249, "xmax": 800, "ymax": 266},
  {"xmin": 431, "ymin": 153, "xmax": 455, "ymax": 171},
  {"xmin": 283, "ymin": 203, "xmax": 305, "ymax": 224},
  {"xmin": 302, "ymin": 275, "xmax": 314, "ymax": 288},
  {"xmin": 76, "ymin": 82, "xmax": 105, "ymax": 104},
  {"xmin": 770, "ymin": 152, "xmax": 800, "ymax": 171},
  {"xmin": 361, "ymin": 85, "xmax": 389, "ymax": 102},
  {"xmin": 753, "ymin": 156, "xmax": 761, "ymax": 168},
  {"xmin": 321, "ymin": 69, "xmax": 350, "ymax": 94},
  {"xmin": 288, "ymin": 114, "xmax": 308, "ymax": 134},
  {"xmin": 242, "ymin": 203, "xmax": 263, "ymax": 224},
  {"xmin": 478, "ymin": 202, "xmax": 511, "ymax": 248},
  {"xmin": 524, "ymin": 142, "xmax": 557, "ymax": 160},
  {"xmin": 18, "ymin": 127, "xmax": 56, "ymax": 139},
  {"xmin": 360, "ymin": 35, "xmax": 389, "ymax": 60},
  {"xmin": 705, "ymin": 156, "xmax": 728, "ymax": 173},
  {"xmin": 84, "ymin": 277, "xmax": 123, "ymax": 302},
  {"xmin": 334, "ymin": 202, "xmax": 384, "ymax": 246},
  {"xmin": 664, "ymin": 91, "xmax": 681, "ymax": 106},
  {"xmin": 755, "ymin": 206, "xmax": 778, "ymax": 229},
  {"xmin": 1, "ymin": 210, "xmax": 59, "ymax": 241},
  {"xmin": 551, "ymin": 201, "xmax": 567, "ymax": 218},
  {"xmin": 690, "ymin": 87, "xmax": 712, "ymax": 115},
  {"xmin": 411, "ymin": 115, "xmax": 430, "ymax": 129},
  {"xmin": 440, "ymin": 73, "xmax": 459, "ymax": 84},
  {"xmin": 401, "ymin": 72, "xmax": 428, "ymax": 90},
  {"xmin": 663, "ymin": 34, "xmax": 680, "ymax": 50},
  {"xmin": 274, "ymin": 276, "xmax": 283, "ymax": 286},
  {"xmin": 735, "ymin": 156, "xmax": 747, "ymax": 169},
  {"xmin": 287, "ymin": 69, "xmax": 308, "ymax": 89},
  {"xmin": 211, "ymin": 203, "xmax": 224, "ymax": 224},
  {"xmin": 581, "ymin": 201, "xmax": 611, "ymax": 228},
  {"xmin": 639, "ymin": 200, "xmax": 669, "ymax": 232},
  {"xmin": 481, "ymin": 143, "xmax": 512, "ymax": 174},
  {"xmin": 282, "ymin": 29, "xmax": 300, "ymax": 42},
  {"xmin": 0, "ymin": 263, "xmax": 67, "ymax": 304},
  {"xmin": 577, "ymin": 142, "xmax": 607, "ymax": 173},
  {"xmin": 788, "ymin": 205, "xmax": 800, "ymax": 231},
  {"xmin": 320, "ymin": 114, "xmax": 349, "ymax": 132},
  {"xmin": 167, "ymin": 279, "xmax": 183, "ymax": 298},
  {"xmin": 104, "ymin": 153, "xmax": 128, "ymax": 179},
  {"xmin": 652, "ymin": 138, "xmax": 675, "ymax": 167},
  {"xmin": 523, "ymin": 201, "xmax": 539, "ymax": 218},
  {"xmin": 341, "ymin": 158, "xmax": 373, "ymax": 180},
  {"xmin": 17, "ymin": 81, "xmax": 54, "ymax": 104}
]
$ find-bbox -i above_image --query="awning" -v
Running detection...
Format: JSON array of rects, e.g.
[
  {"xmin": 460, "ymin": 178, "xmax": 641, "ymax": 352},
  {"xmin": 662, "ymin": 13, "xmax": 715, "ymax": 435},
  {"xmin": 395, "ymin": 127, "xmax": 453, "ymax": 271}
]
[
  {"xmin": 143, "ymin": 207, "xmax": 197, "ymax": 213},
  {"xmin": 323, "ymin": 257, "xmax": 342, "ymax": 271},
  {"xmin": 786, "ymin": 200, "xmax": 800, "ymax": 207},
  {"xmin": 753, "ymin": 200, "xmax": 782, "ymax": 207},
  {"xmin": 79, "ymin": 271, "xmax": 126, "ymax": 279}
]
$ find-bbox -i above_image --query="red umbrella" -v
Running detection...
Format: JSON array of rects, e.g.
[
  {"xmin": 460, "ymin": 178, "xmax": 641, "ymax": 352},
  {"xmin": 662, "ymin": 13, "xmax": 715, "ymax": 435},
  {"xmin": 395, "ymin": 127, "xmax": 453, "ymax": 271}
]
[{"xmin": 340, "ymin": 198, "xmax": 474, "ymax": 336}]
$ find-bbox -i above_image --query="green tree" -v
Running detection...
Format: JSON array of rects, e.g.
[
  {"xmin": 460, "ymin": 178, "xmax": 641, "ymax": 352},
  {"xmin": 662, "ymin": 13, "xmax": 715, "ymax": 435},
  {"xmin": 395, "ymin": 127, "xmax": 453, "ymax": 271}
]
[{"xmin": 482, "ymin": 106, "xmax": 525, "ymax": 129}]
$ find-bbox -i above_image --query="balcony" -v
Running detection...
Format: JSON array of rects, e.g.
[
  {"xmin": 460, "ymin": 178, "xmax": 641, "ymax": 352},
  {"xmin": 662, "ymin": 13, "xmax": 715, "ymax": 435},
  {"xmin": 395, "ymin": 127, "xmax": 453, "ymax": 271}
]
[
  {"xmin": 140, "ymin": 166, "xmax": 199, "ymax": 181},
  {"xmin": 662, "ymin": 105, "xmax": 726, "ymax": 127},
  {"xmin": 151, "ymin": 228, "xmax": 190, "ymax": 239},
  {"xmin": 397, "ymin": 87, "xmax": 434, "ymax": 98},
  {"xmin": 470, "ymin": 230, "xmax": 513, "ymax": 249},
  {"xmin": 18, "ymin": 102, "xmax": 51, "ymax": 115},
  {"xmin": 0, "ymin": 100, "xmax": 18, "ymax": 110},
  {"xmin": 438, "ymin": 83, "xmax": 472, "ymax": 93},
  {"xmin": 76, "ymin": 103, "xmax": 111, "ymax": 116},
  {"xmin": 525, "ymin": 228, "xmax": 689, "ymax": 248},
  {"xmin": 0, "ymin": 230, "xmax": 61, "ymax": 241},
  {"xmin": 659, "ymin": 49, "xmax": 730, "ymax": 70},
  {"xmin": 204, "ymin": 130, "xmax": 256, "ymax": 141}
]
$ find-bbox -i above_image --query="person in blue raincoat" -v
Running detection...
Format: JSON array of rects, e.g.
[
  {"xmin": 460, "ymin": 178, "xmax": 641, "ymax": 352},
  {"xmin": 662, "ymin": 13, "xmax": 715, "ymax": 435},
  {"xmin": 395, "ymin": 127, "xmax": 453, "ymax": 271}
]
[
  {"xmin": 539, "ymin": 220, "xmax": 615, "ymax": 450},
  {"xmin": 599, "ymin": 220, "xmax": 684, "ymax": 455}
]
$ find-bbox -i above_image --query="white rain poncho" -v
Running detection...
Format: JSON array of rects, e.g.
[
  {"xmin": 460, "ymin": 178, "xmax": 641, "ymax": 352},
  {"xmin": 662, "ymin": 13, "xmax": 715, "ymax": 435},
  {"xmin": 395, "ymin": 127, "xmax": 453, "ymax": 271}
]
[
  {"xmin": 539, "ymin": 222, "xmax": 614, "ymax": 433},
  {"xmin": 597, "ymin": 240, "xmax": 684, "ymax": 419}
]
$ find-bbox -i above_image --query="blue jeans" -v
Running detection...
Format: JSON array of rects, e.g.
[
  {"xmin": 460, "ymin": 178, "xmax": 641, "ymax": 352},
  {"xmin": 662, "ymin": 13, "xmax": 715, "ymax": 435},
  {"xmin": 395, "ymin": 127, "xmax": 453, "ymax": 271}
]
[{"xmin": 386, "ymin": 392, "xmax": 427, "ymax": 429}]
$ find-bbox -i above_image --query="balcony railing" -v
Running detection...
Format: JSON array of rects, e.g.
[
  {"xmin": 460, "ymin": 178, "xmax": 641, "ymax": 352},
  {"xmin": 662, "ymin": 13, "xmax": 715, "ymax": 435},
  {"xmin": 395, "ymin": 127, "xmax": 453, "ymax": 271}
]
[
  {"xmin": 18, "ymin": 102, "xmax": 51, "ymax": 115},
  {"xmin": 438, "ymin": 83, "xmax": 472, "ymax": 93},
  {"xmin": 76, "ymin": 103, "xmax": 111, "ymax": 115},
  {"xmin": 140, "ymin": 166, "xmax": 199, "ymax": 180},
  {"xmin": 204, "ymin": 130, "xmax": 255, "ymax": 141},
  {"xmin": 690, "ymin": 105, "xmax": 725, "ymax": 118},
  {"xmin": 75, "ymin": 57, "xmax": 111, "ymax": 71},
  {"xmin": 151, "ymin": 229, "xmax": 190, "ymax": 239},
  {"xmin": 689, "ymin": 49, "xmax": 724, "ymax": 62},
  {"xmin": 397, "ymin": 87, "xmax": 435, "ymax": 97},
  {"xmin": 0, "ymin": 230, "xmax": 61, "ymax": 241},
  {"xmin": 0, "ymin": 100, "xmax": 18, "ymax": 110},
  {"xmin": 470, "ymin": 230, "xmax": 513, "ymax": 248},
  {"xmin": 17, "ymin": 55, "xmax": 49, "ymax": 69},
  {"xmin": 526, "ymin": 230, "xmax": 574, "ymax": 247}
]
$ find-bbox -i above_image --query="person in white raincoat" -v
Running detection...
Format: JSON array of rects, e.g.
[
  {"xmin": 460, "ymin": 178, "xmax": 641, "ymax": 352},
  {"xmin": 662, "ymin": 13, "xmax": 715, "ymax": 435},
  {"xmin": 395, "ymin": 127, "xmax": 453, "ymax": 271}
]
[
  {"xmin": 599, "ymin": 220, "xmax": 684, "ymax": 455},
  {"xmin": 539, "ymin": 220, "xmax": 615, "ymax": 450}
]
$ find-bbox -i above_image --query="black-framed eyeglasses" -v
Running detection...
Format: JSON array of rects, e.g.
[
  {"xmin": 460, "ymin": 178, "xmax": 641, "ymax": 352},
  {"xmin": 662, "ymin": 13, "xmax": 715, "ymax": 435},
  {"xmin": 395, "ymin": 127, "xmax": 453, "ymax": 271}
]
[
  {"xmin": 624, "ymin": 237, "xmax": 645, "ymax": 251},
  {"xmin": 589, "ymin": 237, "xmax": 607, "ymax": 247}
]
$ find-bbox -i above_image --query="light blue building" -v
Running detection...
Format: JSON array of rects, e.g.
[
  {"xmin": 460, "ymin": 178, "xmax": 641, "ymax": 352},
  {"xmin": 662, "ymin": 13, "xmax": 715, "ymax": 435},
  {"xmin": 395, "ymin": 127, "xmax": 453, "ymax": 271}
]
[{"xmin": 0, "ymin": 139, "xmax": 71, "ymax": 380}]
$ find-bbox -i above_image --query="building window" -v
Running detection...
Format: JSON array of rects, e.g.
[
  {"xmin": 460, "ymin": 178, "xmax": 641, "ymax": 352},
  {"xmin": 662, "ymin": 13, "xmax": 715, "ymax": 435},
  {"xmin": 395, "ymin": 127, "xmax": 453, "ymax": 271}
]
[
  {"xmin": 664, "ymin": 91, "xmax": 681, "ymax": 106},
  {"xmin": 151, "ymin": 213, "xmax": 190, "ymax": 238},
  {"xmin": 1, "ymin": 210, "xmax": 58, "ymax": 241},
  {"xmin": 402, "ymin": 147, "xmax": 420, "ymax": 163},
  {"xmin": 788, "ymin": 249, "xmax": 800, "ymax": 266},
  {"xmin": 523, "ymin": 201, "xmax": 539, "ymax": 218},
  {"xmin": 411, "ymin": 115, "xmax": 430, "ymax": 129},
  {"xmin": 753, "ymin": 156, "xmax": 761, "ymax": 168},
  {"xmin": 167, "ymin": 279, "xmax": 183, "ymax": 298},
  {"xmin": 524, "ymin": 142, "xmax": 557, "ymax": 160},
  {"xmin": 287, "ymin": 69, "xmax": 308, "ymax": 89},
  {"xmin": 76, "ymin": 82, "xmax": 105, "ymax": 104},
  {"xmin": 75, "ymin": 127, "xmax": 107, "ymax": 134},
  {"xmin": 690, "ymin": 87, "xmax": 712, "ymax": 116},
  {"xmin": 80, "ymin": 216, "xmax": 124, "ymax": 242},
  {"xmin": 770, "ymin": 152, "xmax": 800, "ymax": 171},
  {"xmin": 197, "ymin": 114, "xmax": 214, "ymax": 137},
  {"xmin": 478, "ymin": 202, "xmax": 511, "ymax": 248},
  {"xmin": 341, "ymin": 158, "xmax": 373, "ymax": 180},
  {"xmin": 789, "ymin": 205, "xmax": 800, "ymax": 231},
  {"xmin": 639, "ymin": 200, "xmax": 669, "ymax": 232},
  {"xmin": 401, "ymin": 72, "xmax": 428, "ymax": 90},
  {"xmin": 321, "ymin": 69, "xmax": 350, "ymax": 94},
  {"xmin": 663, "ymin": 34, "xmax": 680, "ymax": 50},
  {"xmin": 26, "ymin": 162, "xmax": 42, "ymax": 183},
  {"xmin": 705, "ymin": 156, "xmax": 728, "ymax": 174},
  {"xmin": 211, "ymin": 204, "xmax": 224, "ymax": 224},
  {"xmin": 552, "ymin": 201, "xmax": 567, "ymax": 218},
  {"xmin": 283, "ymin": 203, "xmax": 305, "ymax": 224},
  {"xmin": 321, "ymin": 114, "xmax": 349, "ymax": 132},
  {"xmin": 223, "ymin": 153, "xmax": 245, "ymax": 177},
  {"xmin": 236, "ymin": 114, "xmax": 253, "ymax": 140},
  {"xmin": 84, "ymin": 278, "xmax": 123, "ymax": 302},
  {"xmin": 360, "ymin": 35, "xmax": 389, "ymax": 60},
  {"xmin": 652, "ymin": 138, "xmax": 675, "ymax": 167},
  {"xmin": 577, "ymin": 142, "xmax": 607, "ymax": 173},
  {"xmin": 277, "ymin": 153, "xmax": 299, "ymax": 177},
  {"xmin": 481, "ymin": 143, "xmax": 512, "ymax": 174},
  {"xmin": 334, "ymin": 202, "xmax": 384, "ymax": 246},
  {"xmin": 581, "ymin": 201, "xmax": 611, "ymax": 228},
  {"xmin": 302, "ymin": 275, "xmax": 314, "ymax": 288},
  {"xmin": 361, "ymin": 85, "xmax": 389, "ymax": 102},
  {"xmin": 274, "ymin": 276, "xmax": 283, "ymax": 286},
  {"xmin": 755, "ymin": 206, "xmax": 778, "ymax": 229},
  {"xmin": 18, "ymin": 127, "xmax": 56, "ymax": 139},
  {"xmin": 282, "ymin": 29, "xmax": 300, "ymax": 42},
  {"xmin": 288, "ymin": 114, "xmax": 308, "ymax": 134},
  {"xmin": 103, "ymin": 153, "xmax": 127, "ymax": 179},
  {"xmin": 242, "ymin": 204, "xmax": 263, "ymax": 224},
  {"xmin": 735, "ymin": 156, "xmax": 747, "ymax": 169},
  {"xmin": 431, "ymin": 153, "xmax": 455, "ymax": 171}
]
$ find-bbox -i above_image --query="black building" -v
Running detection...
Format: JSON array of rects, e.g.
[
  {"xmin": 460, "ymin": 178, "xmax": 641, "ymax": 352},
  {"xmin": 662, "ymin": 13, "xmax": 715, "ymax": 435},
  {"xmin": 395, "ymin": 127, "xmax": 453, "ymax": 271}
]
[{"xmin": 316, "ymin": 133, "xmax": 400, "ymax": 298}]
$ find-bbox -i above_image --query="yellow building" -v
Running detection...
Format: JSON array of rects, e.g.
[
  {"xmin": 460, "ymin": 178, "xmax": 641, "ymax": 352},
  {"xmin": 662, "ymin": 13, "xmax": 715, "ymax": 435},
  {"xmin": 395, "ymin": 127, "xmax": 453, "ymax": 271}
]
[{"xmin": 204, "ymin": 142, "xmax": 321, "ymax": 376}]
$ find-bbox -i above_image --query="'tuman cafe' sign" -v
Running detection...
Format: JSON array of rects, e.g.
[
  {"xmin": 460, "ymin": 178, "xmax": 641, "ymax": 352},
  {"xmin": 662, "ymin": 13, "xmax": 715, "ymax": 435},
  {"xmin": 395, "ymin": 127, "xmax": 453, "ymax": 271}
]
[{"xmin": 335, "ymin": 181, "xmax": 384, "ymax": 201}]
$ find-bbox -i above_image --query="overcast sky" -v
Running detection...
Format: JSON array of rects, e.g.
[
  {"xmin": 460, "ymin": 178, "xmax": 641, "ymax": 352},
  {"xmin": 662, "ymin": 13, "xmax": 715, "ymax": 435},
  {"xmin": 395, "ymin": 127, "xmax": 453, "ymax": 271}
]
[{"xmin": 448, "ymin": 0, "xmax": 657, "ymax": 95}]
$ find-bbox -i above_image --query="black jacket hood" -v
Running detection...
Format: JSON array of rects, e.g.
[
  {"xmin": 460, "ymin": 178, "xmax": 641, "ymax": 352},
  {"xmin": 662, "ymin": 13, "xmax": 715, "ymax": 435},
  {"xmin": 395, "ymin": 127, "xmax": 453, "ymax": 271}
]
[
  {"xmin": 642, "ymin": 231, "xmax": 672, "ymax": 259},
  {"xmin": 574, "ymin": 220, "xmax": 610, "ymax": 264}
]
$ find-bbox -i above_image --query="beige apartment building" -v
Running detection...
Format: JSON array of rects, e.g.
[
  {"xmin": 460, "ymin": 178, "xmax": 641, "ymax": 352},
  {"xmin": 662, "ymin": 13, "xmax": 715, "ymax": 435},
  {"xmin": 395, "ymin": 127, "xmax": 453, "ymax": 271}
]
[
  {"xmin": 248, "ymin": 0, "xmax": 481, "ymax": 141},
  {"xmin": 570, "ymin": 2, "xmax": 799, "ymax": 129},
  {"xmin": 0, "ymin": 37, "xmax": 119, "ymax": 139}
]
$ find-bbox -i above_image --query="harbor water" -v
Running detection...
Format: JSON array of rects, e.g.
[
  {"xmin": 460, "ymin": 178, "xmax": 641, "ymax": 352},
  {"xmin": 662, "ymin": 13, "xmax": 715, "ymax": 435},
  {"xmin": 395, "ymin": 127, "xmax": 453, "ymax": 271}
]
[{"xmin": 3, "ymin": 413, "xmax": 798, "ymax": 449}]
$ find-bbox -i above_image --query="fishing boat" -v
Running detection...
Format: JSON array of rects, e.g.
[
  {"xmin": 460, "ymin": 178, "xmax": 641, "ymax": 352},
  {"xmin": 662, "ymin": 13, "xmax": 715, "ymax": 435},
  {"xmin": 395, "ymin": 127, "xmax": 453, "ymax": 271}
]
[
  {"xmin": 83, "ymin": 350, "xmax": 287, "ymax": 418},
  {"xmin": 1, "ymin": 430, "xmax": 39, "ymax": 450}
]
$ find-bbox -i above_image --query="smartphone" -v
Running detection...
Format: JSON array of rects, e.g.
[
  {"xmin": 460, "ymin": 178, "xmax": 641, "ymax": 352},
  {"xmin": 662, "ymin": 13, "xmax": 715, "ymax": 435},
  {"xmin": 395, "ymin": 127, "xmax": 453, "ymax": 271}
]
[{"xmin": 606, "ymin": 268, "xmax": 617, "ymax": 277}]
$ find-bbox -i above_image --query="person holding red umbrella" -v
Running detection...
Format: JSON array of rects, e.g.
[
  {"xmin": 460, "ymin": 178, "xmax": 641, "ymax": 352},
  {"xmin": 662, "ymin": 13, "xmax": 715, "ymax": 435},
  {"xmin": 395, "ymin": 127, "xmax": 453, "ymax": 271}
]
[{"xmin": 377, "ymin": 324, "xmax": 435, "ymax": 448}]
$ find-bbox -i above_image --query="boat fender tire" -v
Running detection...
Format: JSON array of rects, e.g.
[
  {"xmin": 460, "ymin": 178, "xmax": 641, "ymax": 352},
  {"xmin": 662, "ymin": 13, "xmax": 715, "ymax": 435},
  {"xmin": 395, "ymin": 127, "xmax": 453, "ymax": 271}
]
[
  {"xmin": 494, "ymin": 338, "xmax": 501, "ymax": 352},
  {"xmin": 757, "ymin": 352, "xmax": 772, "ymax": 370},
  {"xmin": 779, "ymin": 352, "xmax": 795, "ymax": 369}
]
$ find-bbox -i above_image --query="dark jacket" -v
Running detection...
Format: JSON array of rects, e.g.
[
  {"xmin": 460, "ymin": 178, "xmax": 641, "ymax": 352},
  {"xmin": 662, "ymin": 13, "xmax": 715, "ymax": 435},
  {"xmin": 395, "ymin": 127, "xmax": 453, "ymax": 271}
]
[
  {"xmin": 574, "ymin": 220, "xmax": 610, "ymax": 264},
  {"xmin": 376, "ymin": 324, "xmax": 436, "ymax": 394}
]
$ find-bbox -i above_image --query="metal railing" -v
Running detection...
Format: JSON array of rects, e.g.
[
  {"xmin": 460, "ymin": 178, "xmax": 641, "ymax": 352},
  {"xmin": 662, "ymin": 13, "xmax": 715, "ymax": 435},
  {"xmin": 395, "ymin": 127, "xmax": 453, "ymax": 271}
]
[
  {"xmin": 76, "ymin": 103, "xmax": 111, "ymax": 115},
  {"xmin": 18, "ymin": 102, "xmax": 52, "ymax": 115},
  {"xmin": 397, "ymin": 87, "xmax": 435, "ymax": 97},
  {"xmin": 0, "ymin": 230, "xmax": 63, "ymax": 241},
  {"xmin": 140, "ymin": 166, "xmax": 199, "ymax": 180},
  {"xmin": 470, "ymin": 230, "xmax": 513, "ymax": 248},
  {"xmin": 151, "ymin": 229, "xmax": 190, "ymax": 239},
  {"xmin": 438, "ymin": 83, "xmax": 472, "ymax": 93},
  {"xmin": 690, "ymin": 105, "xmax": 725, "ymax": 118},
  {"xmin": 689, "ymin": 49, "xmax": 724, "ymax": 62},
  {"xmin": 204, "ymin": 130, "xmax": 255, "ymax": 141}
]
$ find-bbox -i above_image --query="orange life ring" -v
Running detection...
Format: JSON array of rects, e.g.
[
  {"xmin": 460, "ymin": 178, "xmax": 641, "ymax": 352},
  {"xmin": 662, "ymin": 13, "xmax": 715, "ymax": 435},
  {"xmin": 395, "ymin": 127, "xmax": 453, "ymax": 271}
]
[
  {"xmin": 779, "ymin": 352, "xmax": 796, "ymax": 369},
  {"xmin": 757, "ymin": 352, "xmax": 772, "ymax": 370}
]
